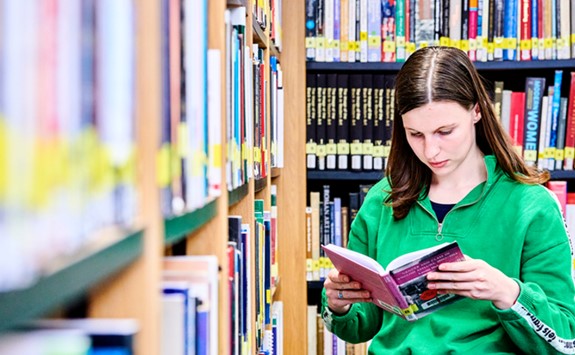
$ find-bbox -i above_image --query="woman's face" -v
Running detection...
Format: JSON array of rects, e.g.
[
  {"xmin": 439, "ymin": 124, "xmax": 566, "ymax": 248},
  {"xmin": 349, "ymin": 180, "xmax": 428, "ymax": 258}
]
[{"xmin": 402, "ymin": 101, "xmax": 481, "ymax": 178}]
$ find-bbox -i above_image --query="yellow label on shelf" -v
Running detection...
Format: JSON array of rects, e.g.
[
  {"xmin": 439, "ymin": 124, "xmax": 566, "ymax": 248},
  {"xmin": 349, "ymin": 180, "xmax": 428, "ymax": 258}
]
[
  {"xmin": 406, "ymin": 42, "xmax": 416, "ymax": 53},
  {"xmin": 306, "ymin": 142, "xmax": 317, "ymax": 154},
  {"xmin": 337, "ymin": 142, "xmax": 350, "ymax": 154},
  {"xmin": 520, "ymin": 39, "xmax": 531, "ymax": 50},
  {"xmin": 305, "ymin": 37, "xmax": 316, "ymax": 48},
  {"xmin": 254, "ymin": 146, "xmax": 262, "ymax": 163},
  {"xmin": 157, "ymin": 144, "xmax": 171, "ymax": 187},
  {"xmin": 312, "ymin": 259, "xmax": 320, "ymax": 271},
  {"xmin": 316, "ymin": 37, "xmax": 326, "ymax": 49},
  {"xmin": 350, "ymin": 142, "xmax": 363, "ymax": 155},
  {"xmin": 118, "ymin": 149, "xmax": 136, "ymax": 184},
  {"xmin": 362, "ymin": 142, "xmax": 373, "ymax": 155},
  {"xmin": 564, "ymin": 147, "xmax": 575, "ymax": 159},
  {"xmin": 555, "ymin": 149, "xmax": 564, "ymax": 161},
  {"xmin": 210, "ymin": 143, "xmax": 222, "ymax": 168},
  {"xmin": 469, "ymin": 39, "xmax": 477, "ymax": 50},
  {"xmin": 544, "ymin": 38, "xmax": 553, "ymax": 49},
  {"xmin": 531, "ymin": 37, "xmax": 539, "ymax": 49},
  {"xmin": 360, "ymin": 31, "xmax": 368, "ymax": 41},
  {"xmin": 383, "ymin": 146, "xmax": 391, "ymax": 157},
  {"xmin": 440, "ymin": 37, "xmax": 450, "ymax": 47},
  {"xmin": 460, "ymin": 40, "xmax": 470, "ymax": 51},
  {"xmin": 545, "ymin": 147, "xmax": 556, "ymax": 159},
  {"xmin": 333, "ymin": 40, "xmax": 340, "ymax": 49},
  {"xmin": 507, "ymin": 38, "xmax": 518, "ymax": 49},
  {"xmin": 557, "ymin": 38, "xmax": 565, "ymax": 48},
  {"xmin": 494, "ymin": 38, "xmax": 504, "ymax": 48},
  {"xmin": 419, "ymin": 41, "xmax": 429, "ymax": 48},
  {"xmin": 523, "ymin": 150, "xmax": 537, "ymax": 162},
  {"xmin": 326, "ymin": 143, "xmax": 337, "ymax": 154},
  {"xmin": 178, "ymin": 122, "xmax": 189, "ymax": 157},
  {"xmin": 383, "ymin": 41, "xmax": 396, "ymax": 52},
  {"xmin": 487, "ymin": 42, "xmax": 495, "ymax": 54},
  {"xmin": 396, "ymin": 36, "xmax": 406, "ymax": 47},
  {"xmin": 373, "ymin": 145, "xmax": 384, "ymax": 157},
  {"xmin": 341, "ymin": 41, "xmax": 349, "ymax": 51},
  {"xmin": 572, "ymin": 34, "xmax": 575, "ymax": 45},
  {"xmin": 171, "ymin": 146, "xmax": 182, "ymax": 179},
  {"xmin": 316, "ymin": 144, "xmax": 327, "ymax": 157},
  {"xmin": 450, "ymin": 39, "xmax": 461, "ymax": 49},
  {"xmin": 306, "ymin": 259, "xmax": 313, "ymax": 271},
  {"xmin": 0, "ymin": 120, "xmax": 6, "ymax": 199},
  {"xmin": 368, "ymin": 36, "xmax": 380, "ymax": 47}
]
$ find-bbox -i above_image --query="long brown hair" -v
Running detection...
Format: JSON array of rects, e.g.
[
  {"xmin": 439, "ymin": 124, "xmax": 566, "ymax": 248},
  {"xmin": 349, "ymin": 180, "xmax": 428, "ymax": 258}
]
[{"xmin": 385, "ymin": 46, "xmax": 549, "ymax": 220}]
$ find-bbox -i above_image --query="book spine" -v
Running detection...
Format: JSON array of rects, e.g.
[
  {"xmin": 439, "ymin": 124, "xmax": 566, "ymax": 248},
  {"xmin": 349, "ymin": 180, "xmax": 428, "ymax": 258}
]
[
  {"xmin": 367, "ymin": 0, "xmax": 382, "ymax": 62},
  {"xmin": 341, "ymin": 0, "xmax": 349, "ymax": 62},
  {"xmin": 306, "ymin": 74, "xmax": 318, "ymax": 169},
  {"xmin": 520, "ymin": 0, "xmax": 532, "ymax": 60},
  {"xmin": 316, "ymin": 73, "xmax": 328, "ymax": 170},
  {"xmin": 350, "ymin": 74, "xmax": 363, "ymax": 170},
  {"xmin": 362, "ymin": 74, "xmax": 374, "ymax": 170},
  {"xmin": 555, "ymin": 97, "xmax": 568, "ymax": 170},
  {"xmin": 563, "ymin": 73, "xmax": 575, "ymax": 170},
  {"xmin": 337, "ymin": 74, "xmax": 350, "ymax": 170},
  {"xmin": 522, "ymin": 77, "xmax": 545, "ymax": 166},
  {"xmin": 373, "ymin": 74, "xmax": 386, "ymax": 171},
  {"xmin": 306, "ymin": 0, "xmax": 318, "ymax": 61},
  {"xmin": 381, "ymin": 0, "xmax": 396, "ymax": 62},
  {"xmin": 333, "ymin": 0, "xmax": 341, "ymax": 62},
  {"xmin": 510, "ymin": 91, "xmax": 526, "ymax": 157},
  {"xmin": 326, "ymin": 74, "xmax": 338, "ymax": 169},
  {"xmin": 382, "ymin": 274, "xmax": 411, "ymax": 309},
  {"xmin": 548, "ymin": 70, "xmax": 564, "ymax": 169},
  {"xmin": 395, "ymin": 0, "xmax": 406, "ymax": 61},
  {"xmin": 348, "ymin": 0, "xmax": 357, "ymax": 63}
]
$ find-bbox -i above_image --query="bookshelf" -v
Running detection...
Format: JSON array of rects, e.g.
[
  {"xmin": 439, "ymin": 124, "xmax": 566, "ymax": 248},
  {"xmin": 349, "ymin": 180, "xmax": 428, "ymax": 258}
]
[{"xmin": 0, "ymin": 0, "xmax": 306, "ymax": 354}]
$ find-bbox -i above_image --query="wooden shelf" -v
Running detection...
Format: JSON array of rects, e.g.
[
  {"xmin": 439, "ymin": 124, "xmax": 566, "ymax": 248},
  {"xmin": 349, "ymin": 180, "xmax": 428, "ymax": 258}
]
[
  {"xmin": 228, "ymin": 183, "xmax": 249, "ymax": 206},
  {"xmin": 164, "ymin": 199, "xmax": 218, "ymax": 246},
  {"xmin": 271, "ymin": 167, "xmax": 281, "ymax": 178},
  {"xmin": 255, "ymin": 177, "xmax": 268, "ymax": 192},
  {"xmin": 307, "ymin": 170, "xmax": 384, "ymax": 181},
  {"xmin": 270, "ymin": 43, "xmax": 281, "ymax": 59},
  {"xmin": 252, "ymin": 21, "xmax": 267, "ymax": 48},
  {"xmin": 306, "ymin": 59, "xmax": 575, "ymax": 72},
  {"xmin": 0, "ymin": 229, "xmax": 144, "ymax": 333}
]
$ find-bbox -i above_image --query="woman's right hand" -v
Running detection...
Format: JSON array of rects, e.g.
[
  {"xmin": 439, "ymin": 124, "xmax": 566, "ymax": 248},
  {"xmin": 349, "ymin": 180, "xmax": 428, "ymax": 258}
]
[{"xmin": 324, "ymin": 268, "xmax": 372, "ymax": 315}]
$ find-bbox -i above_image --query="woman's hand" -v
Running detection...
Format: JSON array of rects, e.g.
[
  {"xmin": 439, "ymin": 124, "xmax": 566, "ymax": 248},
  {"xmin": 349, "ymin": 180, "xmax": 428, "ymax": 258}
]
[
  {"xmin": 324, "ymin": 268, "xmax": 372, "ymax": 315},
  {"xmin": 426, "ymin": 256, "xmax": 520, "ymax": 309}
]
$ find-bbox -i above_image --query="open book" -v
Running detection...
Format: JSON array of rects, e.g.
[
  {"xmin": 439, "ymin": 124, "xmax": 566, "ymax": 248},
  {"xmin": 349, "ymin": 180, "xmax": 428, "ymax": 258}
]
[{"xmin": 322, "ymin": 241, "xmax": 465, "ymax": 321}]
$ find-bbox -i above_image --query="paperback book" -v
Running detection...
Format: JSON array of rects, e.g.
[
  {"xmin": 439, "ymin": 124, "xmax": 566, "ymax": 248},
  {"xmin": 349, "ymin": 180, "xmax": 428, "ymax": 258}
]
[{"xmin": 322, "ymin": 241, "xmax": 465, "ymax": 321}]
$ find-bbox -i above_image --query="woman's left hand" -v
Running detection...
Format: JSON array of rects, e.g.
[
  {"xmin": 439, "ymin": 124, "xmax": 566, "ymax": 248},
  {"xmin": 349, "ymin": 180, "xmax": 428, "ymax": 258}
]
[{"xmin": 426, "ymin": 256, "xmax": 520, "ymax": 310}]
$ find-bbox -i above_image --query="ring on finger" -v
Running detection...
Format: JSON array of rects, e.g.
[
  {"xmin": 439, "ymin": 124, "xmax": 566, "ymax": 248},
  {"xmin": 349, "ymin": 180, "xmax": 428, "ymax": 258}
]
[{"xmin": 337, "ymin": 290, "xmax": 344, "ymax": 299}]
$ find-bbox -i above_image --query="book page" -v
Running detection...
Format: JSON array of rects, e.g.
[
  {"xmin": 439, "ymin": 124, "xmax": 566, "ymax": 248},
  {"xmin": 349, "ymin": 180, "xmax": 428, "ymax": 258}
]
[{"xmin": 386, "ymin": 242, "xmax": 452, "ymax": 270}]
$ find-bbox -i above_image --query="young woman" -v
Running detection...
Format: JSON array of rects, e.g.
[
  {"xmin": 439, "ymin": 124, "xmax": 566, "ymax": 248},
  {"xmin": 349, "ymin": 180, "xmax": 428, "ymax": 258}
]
[{"xmin": 322, "ymin": 46, "xmax": 575, "ymax": 354}]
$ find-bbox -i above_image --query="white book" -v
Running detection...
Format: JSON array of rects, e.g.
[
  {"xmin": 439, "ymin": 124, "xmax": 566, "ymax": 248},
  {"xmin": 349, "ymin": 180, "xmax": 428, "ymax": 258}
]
[
  {"xmin": 359, "ymin": 0, "xmax": 368, "ymax": 62},
  {"xmin": 307, "ymin": 305, "xmax": 317, "ymax": 355},
  {"xmin": 276, "ymin": 66, "xmax": 284, "ymax": 168},
  {"xmin": 207, "ymin": 49, "xmax": 222, "ymax": 198},
  {"xmin": 325, "ymin": 0, "xmax": 334, "ymax": 62},
  {"xmin": 501, "ymin": 90, "xmax": 512, "ymax": 135},
  {"xmin": 348, "ymin": 0, "xmax": 357, "ymax": 63},
  {"xmin": 367, "ymin": 0, "xmax": 381, "ymax": 62}
]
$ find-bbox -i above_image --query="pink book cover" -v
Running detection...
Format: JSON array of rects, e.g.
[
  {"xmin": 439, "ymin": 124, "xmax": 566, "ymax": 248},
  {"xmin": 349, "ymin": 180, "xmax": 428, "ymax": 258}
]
[{"xmin": 323, "ymin": 241, "xmax": 465, "ymax": 321}]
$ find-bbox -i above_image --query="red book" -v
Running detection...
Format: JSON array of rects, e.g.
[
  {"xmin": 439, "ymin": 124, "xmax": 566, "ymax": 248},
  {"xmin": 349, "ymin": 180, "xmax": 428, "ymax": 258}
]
[
  {"xmin": 563, "ymin": 73, "xmax": 575, "ymax": 170},
  {"xmin": 546, "ymin": 180, "xmax": 567, "ymax": 216}
]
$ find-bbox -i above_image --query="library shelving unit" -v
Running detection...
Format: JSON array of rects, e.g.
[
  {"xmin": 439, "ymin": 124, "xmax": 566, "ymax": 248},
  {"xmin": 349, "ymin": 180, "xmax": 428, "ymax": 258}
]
[{"xmin": 0, "ymin": 0, "xmax": 307, "ymax": 355}]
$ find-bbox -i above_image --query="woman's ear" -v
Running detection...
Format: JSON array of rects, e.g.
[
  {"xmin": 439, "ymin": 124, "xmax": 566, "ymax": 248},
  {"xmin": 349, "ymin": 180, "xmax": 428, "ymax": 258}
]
[{"xmin": 473, "ymin": 104, "xmax": 481, "ymax": 123}]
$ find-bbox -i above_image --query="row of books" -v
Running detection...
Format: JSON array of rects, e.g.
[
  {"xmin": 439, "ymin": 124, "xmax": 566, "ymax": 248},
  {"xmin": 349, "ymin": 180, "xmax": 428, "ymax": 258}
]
[
  {"xmin": 159, "ymin": 3, "xmax": 286, "ymax": 218},
  {"xmin": 306, "ymin": 73, "xmax": 395, "ymax": 171},
  {"xmin": 305, "ymin": 0, "xmax": 575, "ymax": 63},
  {"xmin": 0, "ymin": 0, "xmax": 138, "ymax": 292},
  {"xmin": 307, "ymin": 306, "xmax": 370, "ymax": 355},
  {"xmin": 253, "ymin": 0, "xmax": 283, "ymax": 52},
  {"xmin": 0, "ymin": 318, "xmax": 137, "ymax": 355},
  {"xmin": 545, "ymin": 180, "xmax": 575, "ymax": 274},
  {"xmin": 227, "ymin": 186, "xmax": 282, "ymax": 355},
  {"xmin": 494, "ymin": 71, "xmax": 575, "ymax": 170},
  {"xmin": 306, "ymin": 185, "xmax": 373, "ymax": 281}
]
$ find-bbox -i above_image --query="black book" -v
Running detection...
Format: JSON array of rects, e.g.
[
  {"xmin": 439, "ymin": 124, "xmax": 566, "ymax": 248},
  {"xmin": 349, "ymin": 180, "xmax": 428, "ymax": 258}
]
[
  {"xmin": 522, "ymin": 77, "xmax": 546, "ymax": 166},
  {"xmin": 349, "ymin": 192, "xmax": 360, "ymax": 223},
  {"xmin": 384, "ymin": 75, "xmax": 396, "ymax": 168},
  {"xmin": 362, "ymin": 74, "xmax": 374, "ymax": 170},
  {"xmin": 337, "ymin": 74, "xmax": 350, "ymax": 170},
  {"xmin": 350, "ymin": 74, "xmax": 363, "ymax": 170},
  {"xmin": 306, "ymin": 73, "xmax": 318, "ymax": 169},
  {"xmin": 326, "ymin": 74, "xmax": 338, "ymax": 169},
  {"xmin": 316, "ymin": 73, "xmax": 328, "ymax": 170},
  {"xmin": 305, "ymin": 0, "xmax": 318, "ymax": 61},
  {"xmin": 373, "ymin": 74, "xmax": 386, "ymax": 170}
]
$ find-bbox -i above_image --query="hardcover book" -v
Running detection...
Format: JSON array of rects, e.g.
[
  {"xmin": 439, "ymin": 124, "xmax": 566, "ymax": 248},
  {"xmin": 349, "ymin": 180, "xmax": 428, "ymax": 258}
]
[{"xmin": 322, "ymin": 241, "xmax": 465, "ymax": 321}]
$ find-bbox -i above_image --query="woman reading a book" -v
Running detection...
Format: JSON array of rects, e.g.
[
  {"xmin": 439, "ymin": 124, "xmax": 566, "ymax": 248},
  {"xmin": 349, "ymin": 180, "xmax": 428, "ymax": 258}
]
[{"xmin": 322, "ymin": 46, "xmax": 575, "ymax": 354}]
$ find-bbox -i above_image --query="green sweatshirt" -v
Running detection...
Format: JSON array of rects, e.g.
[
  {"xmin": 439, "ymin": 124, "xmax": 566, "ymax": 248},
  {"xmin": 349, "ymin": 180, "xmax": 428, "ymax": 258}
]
[{"xmin": 321, "ymin": 155, "xmax": 575, "ymax": 354}]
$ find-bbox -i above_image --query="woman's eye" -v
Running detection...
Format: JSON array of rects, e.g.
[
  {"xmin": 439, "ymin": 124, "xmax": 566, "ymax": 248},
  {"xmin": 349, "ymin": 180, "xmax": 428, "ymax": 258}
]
[
  {"xmin": 409, "ymin": 132, "xmax": 423, "ymax": 138},
  {"xmin": 438, "ymin": 130, "xmax": 452, "ymax": 136}
]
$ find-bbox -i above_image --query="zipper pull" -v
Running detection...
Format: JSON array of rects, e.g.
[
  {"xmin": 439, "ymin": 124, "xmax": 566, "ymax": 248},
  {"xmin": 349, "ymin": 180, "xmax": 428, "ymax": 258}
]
[{"xmin": 436, "ymin": 223, "xmax": 444, "ymax": 241}]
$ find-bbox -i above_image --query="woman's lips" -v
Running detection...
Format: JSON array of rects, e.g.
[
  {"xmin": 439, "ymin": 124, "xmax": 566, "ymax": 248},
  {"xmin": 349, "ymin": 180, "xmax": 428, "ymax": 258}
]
[{"xmin": 429, "ymin": 160, "xmax": 448, "ymax": 168}]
